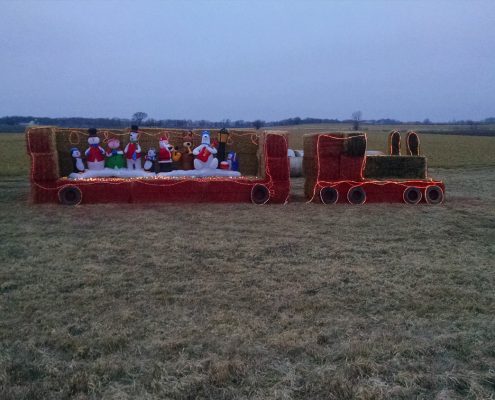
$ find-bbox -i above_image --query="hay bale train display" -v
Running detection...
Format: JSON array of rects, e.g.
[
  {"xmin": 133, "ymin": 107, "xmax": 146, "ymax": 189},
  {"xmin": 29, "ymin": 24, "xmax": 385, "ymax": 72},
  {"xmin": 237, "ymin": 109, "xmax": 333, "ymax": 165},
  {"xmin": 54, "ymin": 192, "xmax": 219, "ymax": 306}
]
[
  {"xmin": 26, "ymin": 127, "xmax": 444, "ymax": 205},
  {"xmin": 304, "ymin": 131, "xmax": 445, "ymax": 205},
  {"xmin": 27, "ymin": 126, "xmax": 289, "ymax": 205}
]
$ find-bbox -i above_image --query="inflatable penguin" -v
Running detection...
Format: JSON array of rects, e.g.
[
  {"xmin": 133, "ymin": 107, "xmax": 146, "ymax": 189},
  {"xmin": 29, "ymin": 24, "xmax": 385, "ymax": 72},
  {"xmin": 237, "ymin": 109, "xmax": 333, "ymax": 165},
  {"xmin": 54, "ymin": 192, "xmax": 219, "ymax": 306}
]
[
  {"xmin": 70, "ymin": 148, "xmax": 85, "ymax": 173},
  {"xmin": 124, "ymin": 125, "xmax": 142, "ymax": 170},
  {"xmin": 144, "ymin": 148, "xmax": 158, "ymax": 173},
  {"xmin": 85, "ymin": 128, "xmax": 105, "ymax": 170},
  {"xmin": 193, "ymin": 130, "xmax": 218, "ymax": 170}
]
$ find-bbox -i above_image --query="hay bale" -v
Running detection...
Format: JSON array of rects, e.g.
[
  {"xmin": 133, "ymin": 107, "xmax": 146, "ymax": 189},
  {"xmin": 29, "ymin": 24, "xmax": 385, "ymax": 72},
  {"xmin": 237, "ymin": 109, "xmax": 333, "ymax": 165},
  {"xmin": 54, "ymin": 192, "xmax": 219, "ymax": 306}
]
[
  {"xmin": 343, "ymin": 133, "xmax": 367, "ymax": 157},
  {"xmin": 26, "ymin": 127, "xmax": 57, "ymax": 153},
  {"xmin": 258, "ymin": 131, "xmax": 287, "ymax": 178},
  {"xmin": 31, "ymin": 153, "xmax": 60, "ymax": 181},
  {"xmin": 340, "ymin": 154, "xmax": 364, "ymax": 180},
  {"xmin": 290, "ymin": 157, "xmax": 303, "ymax": 177},
  {"xmin": 406, "ymin": 131, "xmax": 420, "ymax": 156},
  {"xmin": 364, "ymin": 156, "xmax": 426, "ymax": 179},
  {"xmin": 304, "ymin": 176, "xmax": 317, "ymax": 199},
  {"xmin": 388, "ymin": 130, "xmax": 401, "ymax": 155}
]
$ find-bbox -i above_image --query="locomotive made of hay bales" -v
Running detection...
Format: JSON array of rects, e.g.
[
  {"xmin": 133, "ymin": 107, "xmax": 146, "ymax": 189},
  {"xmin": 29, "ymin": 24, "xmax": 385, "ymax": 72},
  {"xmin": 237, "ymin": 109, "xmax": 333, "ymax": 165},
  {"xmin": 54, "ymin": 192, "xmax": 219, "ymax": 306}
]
[
  {"xmin": 304, "ymin": 131, "xmax": 445, "ymax": 205},
  {"xmin": 26, "ymin": 127, "xmax": 290, "ymax": 205}
]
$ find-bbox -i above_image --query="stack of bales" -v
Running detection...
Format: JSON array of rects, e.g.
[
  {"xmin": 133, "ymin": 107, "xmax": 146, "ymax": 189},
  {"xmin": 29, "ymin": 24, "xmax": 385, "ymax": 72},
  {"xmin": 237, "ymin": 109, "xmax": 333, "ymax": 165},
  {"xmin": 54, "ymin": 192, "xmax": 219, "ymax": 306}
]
[
  {"xmin": 258, "ymin": 131, "xmax": 290, "ymax": 183},
  {"xmin": 26, "ymin": 127, "xmax": 60, "ymax": 201},
  {"xmin": 364, "ymin": 156, "xmax": 426, "ymax": 179},
  {"xmin": 303, "ymin": 132, "xmax": 366, "ymax": 198},
  {"xmin": 364, "ymin": 130, "xmax": 426, "ymax": 179},
  {"xmin": 54, "ymin": 128, "xmax": 261, "ymax": 177}
]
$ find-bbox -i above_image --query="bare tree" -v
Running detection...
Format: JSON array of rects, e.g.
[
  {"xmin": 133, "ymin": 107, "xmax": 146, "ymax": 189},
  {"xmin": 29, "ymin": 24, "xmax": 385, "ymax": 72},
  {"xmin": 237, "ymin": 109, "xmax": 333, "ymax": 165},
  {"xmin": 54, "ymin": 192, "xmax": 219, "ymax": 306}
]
[
  {"xmin": 253, "ymin": 120, "xmax": 265, "ymax": 130},
  {"xmin": 351, "ymin": 111, "xmax": 362, "ymax": 131},
  {"xmin": 132, "ymin": 112, "xmax": 148, "ymax": 125}
]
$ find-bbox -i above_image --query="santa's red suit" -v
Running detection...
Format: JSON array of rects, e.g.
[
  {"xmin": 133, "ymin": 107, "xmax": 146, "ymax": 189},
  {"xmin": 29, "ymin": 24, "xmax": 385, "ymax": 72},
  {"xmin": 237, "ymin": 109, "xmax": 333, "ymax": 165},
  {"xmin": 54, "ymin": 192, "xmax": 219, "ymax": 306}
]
[{"xmin": 159, "ymin": 147, "xmax": 171, "ymax": 162}]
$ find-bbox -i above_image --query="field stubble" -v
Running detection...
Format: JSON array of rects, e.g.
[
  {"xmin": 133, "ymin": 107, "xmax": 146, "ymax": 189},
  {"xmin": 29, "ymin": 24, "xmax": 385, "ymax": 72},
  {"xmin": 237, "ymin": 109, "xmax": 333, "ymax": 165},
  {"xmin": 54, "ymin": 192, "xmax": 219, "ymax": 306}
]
[{"xmin": 0, "ymin": 131, "xmax": 494, "ymax": 399}]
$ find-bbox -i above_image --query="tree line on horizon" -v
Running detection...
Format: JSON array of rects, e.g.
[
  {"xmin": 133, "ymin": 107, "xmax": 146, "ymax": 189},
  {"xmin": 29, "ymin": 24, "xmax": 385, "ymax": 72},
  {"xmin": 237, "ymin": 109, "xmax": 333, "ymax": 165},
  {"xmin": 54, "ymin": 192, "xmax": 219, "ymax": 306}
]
[{"xmin": 1, "ymin": 112, "xmax": 495, "ymax": 133}]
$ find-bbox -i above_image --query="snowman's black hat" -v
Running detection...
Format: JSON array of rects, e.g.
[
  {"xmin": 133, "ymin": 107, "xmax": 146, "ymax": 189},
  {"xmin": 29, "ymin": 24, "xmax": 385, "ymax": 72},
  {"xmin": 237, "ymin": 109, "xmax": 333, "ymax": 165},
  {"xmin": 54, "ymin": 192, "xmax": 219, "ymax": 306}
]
[
  {"xmin": 131, "ymin": 125, "xmax": 139, "ymax": 132},
  {"xmin": 88, "ymin": 128, "xmax": 97, "ymax": 136}
]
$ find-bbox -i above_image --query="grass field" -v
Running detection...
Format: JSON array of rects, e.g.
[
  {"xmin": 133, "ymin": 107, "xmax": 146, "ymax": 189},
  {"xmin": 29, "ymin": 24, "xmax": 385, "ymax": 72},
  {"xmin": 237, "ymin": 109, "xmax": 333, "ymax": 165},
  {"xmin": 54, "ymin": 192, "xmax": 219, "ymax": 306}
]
[{"xmin": 1, "ymin": 130, "xmax": 494, "ymax": 399}]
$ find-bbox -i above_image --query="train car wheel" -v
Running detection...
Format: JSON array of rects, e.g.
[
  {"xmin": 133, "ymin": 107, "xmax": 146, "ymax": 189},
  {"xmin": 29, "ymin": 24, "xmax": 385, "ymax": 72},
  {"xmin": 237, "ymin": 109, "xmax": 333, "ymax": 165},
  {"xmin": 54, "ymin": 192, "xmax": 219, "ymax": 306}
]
[
  {"xmin": 425, "ymin": 185, "xmax": 444, "ymax": 205},
  {"xmin": 403, "ymin": 186, "xmax": 422, "ymax": 204},
  {"xmin": 347, "ymin": 186, "xmax": 366, "ymax": 204},
  {"xmin": 58, "ymin": 185, "xmax": 82, "ymax": 206},
  {"xmin": 251, "ymin": 184, "xmax": 270, "ymax": 204},
  {"xmin": 320, "ymin": 187, "xmax": 339, "ymax": 204}
]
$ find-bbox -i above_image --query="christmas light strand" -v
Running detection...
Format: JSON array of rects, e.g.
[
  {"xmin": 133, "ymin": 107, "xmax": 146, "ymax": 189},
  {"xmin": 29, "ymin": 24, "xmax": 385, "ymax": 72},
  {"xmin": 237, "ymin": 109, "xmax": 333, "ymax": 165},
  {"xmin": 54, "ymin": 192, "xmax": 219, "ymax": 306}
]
[{"xmin": 27, "ymin": 128, "xmax": 289, "ymax": 204}]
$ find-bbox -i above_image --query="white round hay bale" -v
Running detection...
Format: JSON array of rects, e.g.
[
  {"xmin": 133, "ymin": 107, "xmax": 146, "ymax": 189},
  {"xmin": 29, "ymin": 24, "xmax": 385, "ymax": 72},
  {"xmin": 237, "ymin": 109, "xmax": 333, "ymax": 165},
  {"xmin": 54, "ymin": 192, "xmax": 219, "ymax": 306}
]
[
  {"xmin": 290, "ymin": 156, "xmax": 303, "ymax": 177},
  {"xmin": 288, "ymin": 149, "xmax": 296, "ymax": 157},
  {"xmin": 366, "ymin": 150, "xmax": 385, "ymax": 156},
  {"xmin": 294, "ymin": 150, "xmax": 304, "ymax": 157}
]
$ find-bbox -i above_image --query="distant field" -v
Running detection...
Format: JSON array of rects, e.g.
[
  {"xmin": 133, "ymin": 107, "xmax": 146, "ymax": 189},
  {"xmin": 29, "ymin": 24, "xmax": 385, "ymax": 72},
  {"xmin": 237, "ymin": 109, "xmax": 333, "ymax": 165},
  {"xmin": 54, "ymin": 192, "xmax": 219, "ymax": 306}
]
[{"xmin": 1, "ymin": 129, "xmax": 494, "ymax": 399}]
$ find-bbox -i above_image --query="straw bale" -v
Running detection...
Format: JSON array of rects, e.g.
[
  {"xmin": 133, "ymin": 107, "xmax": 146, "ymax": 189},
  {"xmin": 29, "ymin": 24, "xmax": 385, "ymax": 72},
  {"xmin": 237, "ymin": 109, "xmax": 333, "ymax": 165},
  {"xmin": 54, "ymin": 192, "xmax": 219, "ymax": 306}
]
[
  {"xmin": 340, "ymin": 154, "xmax": 365, "ymax": 180},
  {"xmin": 406, "ymin": 131, "xmax": 421, "ymax": 156},
  {"xmin": 388, "ymin": 130, "xmax": 401, "ymax": 155},
  {"xmin": 26, "ymin": 127, "xmax": 57, "ymax": 153},
  {"xmin": 343, "ymin": 133, "xmax": 367, "ymax": 157},
  {"xmin": 31, "ymin": 152, "xmax": 60, "ymax": 181},
  {"xmin": 364, "ymin": 156, "xmax": 426, "ymax": 179},
  {"xmin": 266, "ymin": 157, "xmax": 289, "ymax": 181},
  {"xmin": 304, "ymin": 176, "xmax": 317, "ymax": 199}
]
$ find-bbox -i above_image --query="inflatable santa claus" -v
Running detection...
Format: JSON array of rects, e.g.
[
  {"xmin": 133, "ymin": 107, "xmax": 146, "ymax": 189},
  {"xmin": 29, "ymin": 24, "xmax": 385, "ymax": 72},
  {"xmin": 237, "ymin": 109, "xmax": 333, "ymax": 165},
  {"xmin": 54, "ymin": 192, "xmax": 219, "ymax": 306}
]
[{"xmin": 158, "ymin": 136, "xmax": 174, "ymax": 172}]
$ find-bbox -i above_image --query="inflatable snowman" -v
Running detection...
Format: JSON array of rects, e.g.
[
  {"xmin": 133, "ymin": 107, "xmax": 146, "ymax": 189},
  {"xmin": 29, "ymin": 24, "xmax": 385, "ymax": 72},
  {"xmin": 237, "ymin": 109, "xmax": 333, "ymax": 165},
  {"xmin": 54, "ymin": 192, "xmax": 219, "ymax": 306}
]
[
  {"xmin": 124, "ymin": 126, "xmax": 142, "ymax": 170},
  {"xmin": 193, "ymin": 130, "xmax": 218, "ymax": 170},
  {"xmin": 85, "ymin": 128, "xmax": 105, "ymax": 170}
]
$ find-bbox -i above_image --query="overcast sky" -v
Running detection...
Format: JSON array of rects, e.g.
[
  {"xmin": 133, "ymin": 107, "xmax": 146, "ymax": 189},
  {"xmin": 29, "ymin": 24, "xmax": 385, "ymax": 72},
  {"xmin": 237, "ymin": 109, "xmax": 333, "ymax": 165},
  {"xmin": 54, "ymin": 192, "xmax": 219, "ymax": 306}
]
[{"xmin": 1, "ymin": 0, "xmax": 494, "ymax": 122}]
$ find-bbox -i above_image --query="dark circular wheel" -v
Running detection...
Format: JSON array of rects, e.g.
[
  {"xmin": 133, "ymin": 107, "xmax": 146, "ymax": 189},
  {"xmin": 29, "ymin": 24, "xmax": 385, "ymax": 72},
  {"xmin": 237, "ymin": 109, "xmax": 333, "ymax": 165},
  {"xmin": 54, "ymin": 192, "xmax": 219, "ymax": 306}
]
[
  {"xmin": 425, "ymin": 185, "xmax": 444, "ymax": 205},
  {"xmin": 320, "ymin": 187, "xmax": 339, "ymax": 204},
  {"xmin": 347, "ymin": 186, "xmax": 366, "ymax": 204},
  {"xmin": 251, "ymin": 184, "xmax": 270, "ymax": 205},
  {"xmin": 403, "ymin": 186, "xmax": 422, "ymax": 204},
  {"xmin": 58, "ymin": 185, "xmax": 82, "ymax": 206}
]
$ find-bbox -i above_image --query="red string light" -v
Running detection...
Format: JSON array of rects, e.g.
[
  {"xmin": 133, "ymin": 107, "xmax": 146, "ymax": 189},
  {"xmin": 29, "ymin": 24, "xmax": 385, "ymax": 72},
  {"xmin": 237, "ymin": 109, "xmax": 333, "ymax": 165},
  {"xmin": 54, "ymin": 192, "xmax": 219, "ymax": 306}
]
[
  {"xmin": 307, "ymin": 132, "xmax": 444, "ymax": 204},
  {"xmin": 27, "ymin": 128, "xmax": 290, "ymax": 204}
]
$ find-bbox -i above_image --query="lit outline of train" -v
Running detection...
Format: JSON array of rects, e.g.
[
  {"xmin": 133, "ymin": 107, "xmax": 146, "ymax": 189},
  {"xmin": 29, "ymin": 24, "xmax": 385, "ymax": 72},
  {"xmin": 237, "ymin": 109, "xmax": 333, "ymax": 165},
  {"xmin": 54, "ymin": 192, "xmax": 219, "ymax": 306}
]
[{"xmin": 26, "ymin": 127, "xmax": 444, "ymax": 205}]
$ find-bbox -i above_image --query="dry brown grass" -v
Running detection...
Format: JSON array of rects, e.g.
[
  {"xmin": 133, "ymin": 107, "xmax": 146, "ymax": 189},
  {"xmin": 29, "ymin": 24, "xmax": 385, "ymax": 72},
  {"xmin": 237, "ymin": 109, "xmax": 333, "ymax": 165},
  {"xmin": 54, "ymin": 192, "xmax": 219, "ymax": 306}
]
[{"xmin": 1, "ymin": 131, "xmax": 495, "ymax": 399}]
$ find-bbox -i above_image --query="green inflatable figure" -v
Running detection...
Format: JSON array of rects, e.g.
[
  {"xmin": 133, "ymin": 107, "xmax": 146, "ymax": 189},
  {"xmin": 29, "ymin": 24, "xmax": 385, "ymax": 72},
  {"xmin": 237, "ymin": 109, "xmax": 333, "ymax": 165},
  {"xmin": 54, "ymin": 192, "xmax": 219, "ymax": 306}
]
[{"xmin": 105, "ymin": 138, "xmax": 125, "ymax": 169}]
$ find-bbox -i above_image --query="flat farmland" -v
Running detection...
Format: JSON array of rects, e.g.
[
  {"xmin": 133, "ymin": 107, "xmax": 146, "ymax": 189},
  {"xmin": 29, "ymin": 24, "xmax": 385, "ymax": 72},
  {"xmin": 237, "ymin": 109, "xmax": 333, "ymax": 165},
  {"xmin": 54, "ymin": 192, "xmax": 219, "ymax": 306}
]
[{"xmin": 1, "ymin": 130, "xmax": 494, "ymax": 399}]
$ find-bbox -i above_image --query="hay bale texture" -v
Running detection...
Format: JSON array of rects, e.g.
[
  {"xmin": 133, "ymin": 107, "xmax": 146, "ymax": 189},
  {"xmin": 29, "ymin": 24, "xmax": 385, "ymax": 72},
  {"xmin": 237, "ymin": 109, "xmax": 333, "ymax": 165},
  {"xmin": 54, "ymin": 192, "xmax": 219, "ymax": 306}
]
[
  {"xmin": 303, "ymin": 132, "xmax": 367, "ymax": 198},
  {"xmin": 364, "ymin": 156, "xmax": 427, "ymax": 179},
  {"xmin": 53, "ymin": 128, "xmax": 261, "ymax": 177},
  {"xmin": 26, "ymin": 127, "xmax": 60, "ymax": 182}
]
